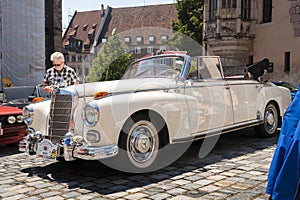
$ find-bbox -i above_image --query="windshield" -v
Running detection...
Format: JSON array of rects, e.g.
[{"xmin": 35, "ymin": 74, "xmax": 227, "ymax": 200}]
[
  {"xmin": 33, "ymin": 84, "xmax": 49, "ymax": 98},
  {"xmin": 122, "ymin": 56, "xmax": 185, "ymax": 79}
]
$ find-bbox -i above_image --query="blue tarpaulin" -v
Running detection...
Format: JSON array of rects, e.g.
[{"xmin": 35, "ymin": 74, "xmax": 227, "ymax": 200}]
[{"xmin": 266, "ymin": 86, "xmax": 300, "ymax": 200}]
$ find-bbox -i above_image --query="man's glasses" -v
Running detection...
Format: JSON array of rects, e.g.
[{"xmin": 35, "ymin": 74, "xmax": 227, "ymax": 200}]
[{"xmin": 53, "ymin": 64, "xmax": 61, "ymax": 67}]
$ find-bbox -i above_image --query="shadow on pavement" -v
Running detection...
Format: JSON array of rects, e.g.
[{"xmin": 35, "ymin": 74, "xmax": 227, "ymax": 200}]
[
  {"xmin": 20, "ymin": 128, "xmax": 278, "ymax": 195},
  {"xmin": 0, "ymin": 143, "xmax": 22, "ymax": 157}
]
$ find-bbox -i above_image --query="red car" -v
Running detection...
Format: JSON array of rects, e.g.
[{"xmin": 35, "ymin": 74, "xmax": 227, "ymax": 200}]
[{"xmin": 0, "ymin": 105, "xmax": 27, "ymax": 145}]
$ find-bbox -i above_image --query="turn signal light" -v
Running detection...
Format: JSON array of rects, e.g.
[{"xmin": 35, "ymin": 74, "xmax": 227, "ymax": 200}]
[
  {"xmin": 32, "ymin": 97, "xmax": 44, "ymax": 103},
  {"xmin": 94, "ymin": 91, "xmax": 108, "ymax": 99}
]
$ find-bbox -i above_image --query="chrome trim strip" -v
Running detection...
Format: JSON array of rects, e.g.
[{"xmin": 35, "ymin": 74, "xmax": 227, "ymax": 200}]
[
  {"xmin": 90, "ymin": 81, "xmax": 267, "ymax": 100},
  {"xmin": 173, "ymin": 119, "xmax": 263, "ymax": 143}
]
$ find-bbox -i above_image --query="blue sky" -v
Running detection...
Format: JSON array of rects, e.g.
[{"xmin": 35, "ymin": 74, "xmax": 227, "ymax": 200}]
[{"xmin": 62, "ymin": 0, "xmax": 175, "ymax": 29}]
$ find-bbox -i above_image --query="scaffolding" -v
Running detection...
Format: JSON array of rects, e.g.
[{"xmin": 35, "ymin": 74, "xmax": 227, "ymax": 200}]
[{"xmin": 1, "ymin": 0, "xmax": 45, "ymax": 87}]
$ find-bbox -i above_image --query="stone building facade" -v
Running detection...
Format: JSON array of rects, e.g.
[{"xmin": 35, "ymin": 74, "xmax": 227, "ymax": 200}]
[
  {"xmin": 62, "ymin": 4, "xmax": 176, "ymax": 80},
  {"xmin": 204, "ymin": 0, "xmax": 300, "ymax": 85},
  {"xmin": 45, "ymin": 0, "xmax": 63, "ymax": 70}
]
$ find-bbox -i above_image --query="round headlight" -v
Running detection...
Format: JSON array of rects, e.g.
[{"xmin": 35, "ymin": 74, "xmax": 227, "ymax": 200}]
[
  {"xmin": 22, "ymin": 106, "xmax": 33, "ymax": 125},
  {"xmin": 22, "ymin": 107, "xmax": 31, "ymax": 118},
  {"xmin": 82, "ymin": 102, "xmax": 99, "ymax": 127},
  {"xmin": 8, "ymin": 116, "xmax": 16, "ymax": 124},
  {"xmin": 17, "ymin": 115, "xmax": 24, "ymax": 123}
]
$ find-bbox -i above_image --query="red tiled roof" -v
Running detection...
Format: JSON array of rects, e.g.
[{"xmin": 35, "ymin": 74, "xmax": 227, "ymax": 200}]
[
  {"xmin": 68, "ymin": 30, "xmax": 76, "ymax": 37},
  {"xmin": 105, "ymin": 4, "xmax": 176, "ymax": 37},
  {"xmin": 62, "ymin": 10, "xmax": 103, "ymax": 51},
  {"xmin": 88, "ymin": 28, "xmax": 95, "ymax": 35}
]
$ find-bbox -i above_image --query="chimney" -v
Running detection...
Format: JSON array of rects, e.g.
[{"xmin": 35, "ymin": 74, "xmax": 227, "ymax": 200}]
[{"xmin": 101, "ymin": 4, "xmax": 105, "ymax": 16}]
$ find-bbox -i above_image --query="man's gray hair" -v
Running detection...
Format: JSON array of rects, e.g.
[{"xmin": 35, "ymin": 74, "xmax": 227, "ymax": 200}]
[{"xmin": 50, "ymin": 51, "xmax": 65, "ymax": 61}]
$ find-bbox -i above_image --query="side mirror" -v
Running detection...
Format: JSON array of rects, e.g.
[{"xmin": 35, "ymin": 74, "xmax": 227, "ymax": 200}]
[
  {"xmin": 184, "ymin": 80, "xmax": 193, "ymax": 86},
  {"xmin": 171, "ymin": 74, "xmax": 181, "ymax": 83}
]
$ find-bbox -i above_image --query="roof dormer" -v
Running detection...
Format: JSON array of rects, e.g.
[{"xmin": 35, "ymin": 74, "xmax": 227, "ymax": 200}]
[
  {"xmin": 83, "ymin": 24, "xmax": 88, "ymax": 31},
  {"xmin": 69, "ymin": 30, "xmax": 77, "ymax": 38}
]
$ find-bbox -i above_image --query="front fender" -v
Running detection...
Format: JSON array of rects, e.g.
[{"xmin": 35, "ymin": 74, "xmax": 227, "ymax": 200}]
[
  {"xmin": 26, "ymin": 100, "xmax": 51, "ymax": 135},
  {"xmin": 85, "ymin": 91, "xmax": 190, "ymax": 146}
]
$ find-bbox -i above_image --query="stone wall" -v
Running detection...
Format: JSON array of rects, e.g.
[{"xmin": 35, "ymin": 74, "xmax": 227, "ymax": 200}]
[{"xmin": 45, "ymin": 0, "xmax": 62, "ymax": 69}]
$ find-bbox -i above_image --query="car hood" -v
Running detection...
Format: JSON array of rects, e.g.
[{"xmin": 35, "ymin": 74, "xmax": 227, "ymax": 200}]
[
  {"xmin": 68, "ymin": 78, "xmax": 178, "ymax": 97},
  {"xmin": 0, "ymin": 105, "xmax": 22, "ymax": 115}
]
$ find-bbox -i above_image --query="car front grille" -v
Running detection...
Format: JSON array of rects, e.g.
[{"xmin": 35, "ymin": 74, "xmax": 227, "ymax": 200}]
[
  {"xmin": 0, "ymin": 124, "xmax": 26, "ymax": 138},
  {"xmin": 49, "ymin": 93, "xmax": 73, "ymax": 143}
]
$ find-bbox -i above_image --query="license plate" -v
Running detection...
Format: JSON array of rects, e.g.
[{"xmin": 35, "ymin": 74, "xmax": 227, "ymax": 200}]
[{"xmin": 37, "ymin": 139, "xmax": 58, "ymax": 160}]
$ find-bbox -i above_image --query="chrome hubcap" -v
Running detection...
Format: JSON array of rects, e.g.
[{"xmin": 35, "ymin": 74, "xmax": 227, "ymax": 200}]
[
  {"xmin": 129, "ymin": 125, "xmax": 155, "ymax": 163},
  {"xmin": 266, "ymin": 109, "xmax": 276, "ymax": 131},
  {"xmin": 135, "ymin": 134, "xmax": 151, "ymax": 154}
]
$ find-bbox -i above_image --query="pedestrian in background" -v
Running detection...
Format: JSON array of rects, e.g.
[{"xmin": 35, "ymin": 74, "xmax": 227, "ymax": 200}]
[{"xmin": 43, "ymin": 51, "xmax": 78, "ymax": 93}]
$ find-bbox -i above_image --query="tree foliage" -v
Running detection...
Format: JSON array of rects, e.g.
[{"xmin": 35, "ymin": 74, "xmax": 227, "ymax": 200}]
[
  {"xmin": 87, "ymin": 32, "xmax": 132, "ymax": 82},
  {"xmin": 168, "ymin": 0, "xmax": 204, "ymax": 56},
  {"xmin": 172, "ymin": 0, "xmax": 204, "ymax": 44}
]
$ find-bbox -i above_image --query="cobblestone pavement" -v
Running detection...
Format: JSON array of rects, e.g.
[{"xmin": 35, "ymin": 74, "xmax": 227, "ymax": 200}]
[{"xmin": 0, "ymin": 128, "xmax": 277, "ymax": 200}]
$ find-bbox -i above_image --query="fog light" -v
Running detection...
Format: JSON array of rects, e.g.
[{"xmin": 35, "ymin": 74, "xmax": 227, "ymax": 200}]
[
  {"xmin": 64, "ymin": 132, "xmax": 74, "ymax": 146},
  {"xmin": 34, "ymin": 131, "xmax": 43, "ymax": 142},
  {"xmin": 86, "ymin": 130, "xmax": 101, "ymax": 143}
]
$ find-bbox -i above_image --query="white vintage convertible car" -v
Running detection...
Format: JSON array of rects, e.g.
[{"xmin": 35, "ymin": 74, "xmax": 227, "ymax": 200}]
[{"xmin": 19, "ymin": 54, "xmax": 290, "ymax": 172}]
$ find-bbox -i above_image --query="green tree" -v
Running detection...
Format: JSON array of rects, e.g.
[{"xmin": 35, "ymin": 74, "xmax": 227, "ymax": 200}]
[
  {"xmin": 173, "ymin": 0, "xmax": 203, "ymax": 44},
  {"xmin": 167, "ymin": 0, "xmax": 204, "ymax": 56},
  {"xmin": 87, "ymin": 32, "xmax": 132, "ymax": 82}
]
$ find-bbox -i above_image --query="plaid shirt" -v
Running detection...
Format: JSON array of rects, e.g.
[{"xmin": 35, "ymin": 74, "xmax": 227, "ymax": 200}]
[{"xmin": 43, "ymin": 65, "xmax": 78, "ymax": 87}]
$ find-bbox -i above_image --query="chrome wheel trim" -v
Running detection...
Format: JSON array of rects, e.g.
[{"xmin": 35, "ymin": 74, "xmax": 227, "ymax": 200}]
[
  {"xmin": 127, "ymin": 120, "xmax": 159, "ymax": 168},
  {"xmin": 265, "ymin": 107, "xmax": 277, "ymax": 134}
]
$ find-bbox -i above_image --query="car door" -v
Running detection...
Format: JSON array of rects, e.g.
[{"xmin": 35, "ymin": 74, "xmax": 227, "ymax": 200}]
[
  {"xmin": 226, "ymin": 79, "xmax": 262, "ymax": 124},
  {"xmin": 184, "ymin": 57, "xmax": 234, "ymax": 135}
]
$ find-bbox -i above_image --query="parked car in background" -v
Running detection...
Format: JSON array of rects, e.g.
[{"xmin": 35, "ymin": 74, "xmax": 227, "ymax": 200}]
[
  {"xmin": 0, "ymin": 104, "xmax": 27, "ymax": 145},
  {"xmin": 3, "ymin": 84, "xmax": 49, "ymax": 108},
  {"xmin": 273, "ymin": 81, "xmax": 298, "ymax": 101},
  {"xmin": 19, "ymin": 54, "xmax": 291, "ymax": 173}
]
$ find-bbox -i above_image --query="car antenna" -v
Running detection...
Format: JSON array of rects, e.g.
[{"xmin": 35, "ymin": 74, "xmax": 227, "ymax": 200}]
[{"xmin": 82, "ymin": 74, "xmax": 86, "ymax": 104}]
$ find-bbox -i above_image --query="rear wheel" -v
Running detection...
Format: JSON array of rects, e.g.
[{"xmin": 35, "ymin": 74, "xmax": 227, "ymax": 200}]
[{"xmin": 255, "ymin": 103, "xmax": 279, "ymax": 138}]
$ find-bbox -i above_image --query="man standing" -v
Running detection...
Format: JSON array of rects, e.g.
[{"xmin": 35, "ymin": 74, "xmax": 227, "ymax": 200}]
[{"xmin": 43, "ymin": 51, "xmax": 78, "ymax": 93}]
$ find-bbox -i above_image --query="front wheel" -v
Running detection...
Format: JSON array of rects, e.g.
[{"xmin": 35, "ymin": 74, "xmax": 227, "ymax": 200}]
[
  {"xmin": 255, "ymin": 103, "xmax": 279, "ymax": 138},
  {"xmin": 102, "ymin": 113, "xmax": 168, "ymax": 173},
  {"xmin": 124, "ymin": 119, "xmax": 159, "ymax": 169}
]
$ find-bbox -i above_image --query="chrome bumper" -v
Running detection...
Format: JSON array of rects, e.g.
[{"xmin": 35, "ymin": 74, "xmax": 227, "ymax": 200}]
[
  {"xmin": 19, "ymin": 135, "xmax": 119, "ymax": 161},
  {"xmin": 66, "ymin": 144, "xmax": 119, "ymax": 160}
]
